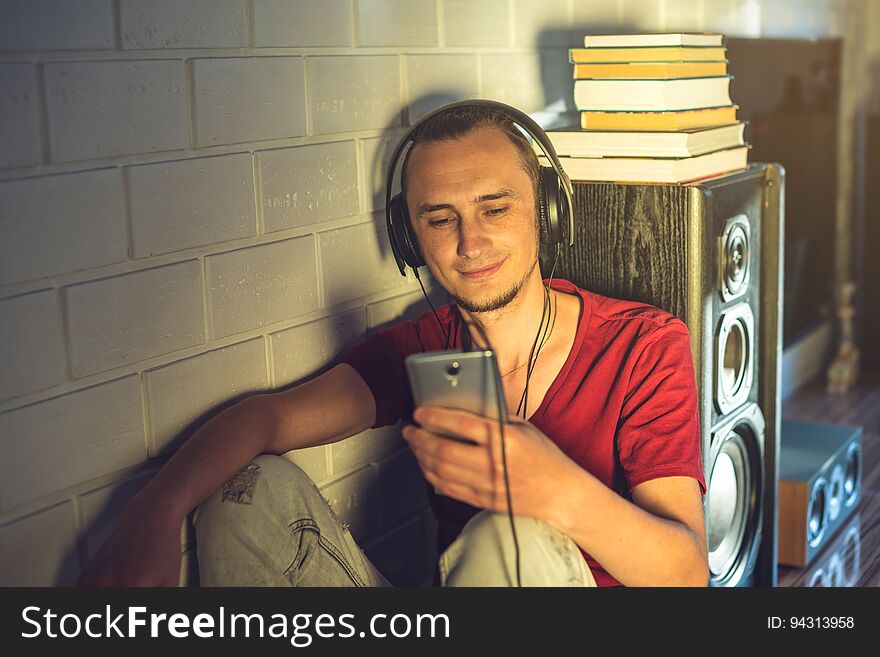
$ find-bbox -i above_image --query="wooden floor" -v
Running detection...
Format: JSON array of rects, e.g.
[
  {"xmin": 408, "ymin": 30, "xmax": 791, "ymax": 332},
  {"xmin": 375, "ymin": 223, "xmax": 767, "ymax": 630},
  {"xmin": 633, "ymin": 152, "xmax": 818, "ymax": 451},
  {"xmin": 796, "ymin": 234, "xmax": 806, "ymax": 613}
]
[{"xmin": 778, "ymin": 370, "xmax": 880, "ymax": 587}]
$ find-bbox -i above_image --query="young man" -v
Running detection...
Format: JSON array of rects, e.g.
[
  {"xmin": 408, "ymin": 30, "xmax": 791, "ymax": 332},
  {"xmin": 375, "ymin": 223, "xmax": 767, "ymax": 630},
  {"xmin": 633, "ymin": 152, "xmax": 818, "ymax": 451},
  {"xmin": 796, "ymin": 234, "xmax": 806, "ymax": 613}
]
[{"xmin": 79, "ymin": 105, "xmax": 708, "ymax": 588}]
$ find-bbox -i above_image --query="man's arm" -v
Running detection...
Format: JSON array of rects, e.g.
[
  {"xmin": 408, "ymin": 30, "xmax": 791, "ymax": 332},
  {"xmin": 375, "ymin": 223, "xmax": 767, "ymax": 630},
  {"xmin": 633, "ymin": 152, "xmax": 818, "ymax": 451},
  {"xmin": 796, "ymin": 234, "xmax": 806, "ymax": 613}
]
[
  {"xmin": 79, "ymin": 363, "xmax": 377, "ymax": 586},
  {"xmin": 546, "ymin": 472, "xmax": 708, "ymax": 586}
]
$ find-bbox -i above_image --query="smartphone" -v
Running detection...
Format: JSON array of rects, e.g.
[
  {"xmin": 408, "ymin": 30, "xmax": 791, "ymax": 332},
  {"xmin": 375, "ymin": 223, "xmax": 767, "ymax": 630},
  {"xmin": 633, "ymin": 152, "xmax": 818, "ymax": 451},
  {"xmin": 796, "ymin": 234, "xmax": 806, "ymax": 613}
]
[{"xmin": 405, "ymin": 349, "xmax": 508, "ymax": 445}]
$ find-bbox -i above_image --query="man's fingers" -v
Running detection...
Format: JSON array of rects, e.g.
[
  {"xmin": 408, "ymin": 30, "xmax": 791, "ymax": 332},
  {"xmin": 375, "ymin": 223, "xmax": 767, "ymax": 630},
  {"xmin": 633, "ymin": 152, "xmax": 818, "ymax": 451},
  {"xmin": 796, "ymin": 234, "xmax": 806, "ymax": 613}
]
[{"xmin": 413, "ymin": 405, "xmax": 496, "ymax": 445}]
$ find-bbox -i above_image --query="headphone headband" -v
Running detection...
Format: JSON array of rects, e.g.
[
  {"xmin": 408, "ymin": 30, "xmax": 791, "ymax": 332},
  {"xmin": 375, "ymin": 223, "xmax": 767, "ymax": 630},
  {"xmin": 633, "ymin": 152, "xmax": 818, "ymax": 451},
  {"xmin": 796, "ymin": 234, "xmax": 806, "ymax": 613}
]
[{"xmin": 384, "ymin": 99, "xmax": 574, "ymax": 269}]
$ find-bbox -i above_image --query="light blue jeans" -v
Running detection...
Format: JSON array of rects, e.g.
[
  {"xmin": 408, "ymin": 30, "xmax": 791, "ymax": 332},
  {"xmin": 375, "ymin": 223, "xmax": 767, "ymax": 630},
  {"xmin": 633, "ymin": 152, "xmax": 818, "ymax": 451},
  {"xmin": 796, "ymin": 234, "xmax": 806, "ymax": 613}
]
[{"xmin": 193, "ymin": 455, "xmax": 597, "ymax": 587}]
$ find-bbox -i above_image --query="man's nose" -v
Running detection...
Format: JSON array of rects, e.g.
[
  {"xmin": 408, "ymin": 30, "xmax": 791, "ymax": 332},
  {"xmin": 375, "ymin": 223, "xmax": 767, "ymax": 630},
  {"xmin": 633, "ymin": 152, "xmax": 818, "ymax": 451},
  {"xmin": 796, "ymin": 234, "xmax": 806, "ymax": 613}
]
[{"xmin": 456, "ymin": 214, "xmax": 492, "ymax": 260}]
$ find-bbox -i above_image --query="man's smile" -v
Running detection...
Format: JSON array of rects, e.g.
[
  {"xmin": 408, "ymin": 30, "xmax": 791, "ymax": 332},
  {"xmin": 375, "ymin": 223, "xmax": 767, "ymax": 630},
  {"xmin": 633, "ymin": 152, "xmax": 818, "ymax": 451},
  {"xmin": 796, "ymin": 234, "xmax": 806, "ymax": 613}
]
[{"xmin": 459, "ymin": 258, "xmax": 506, "ymax": 280}]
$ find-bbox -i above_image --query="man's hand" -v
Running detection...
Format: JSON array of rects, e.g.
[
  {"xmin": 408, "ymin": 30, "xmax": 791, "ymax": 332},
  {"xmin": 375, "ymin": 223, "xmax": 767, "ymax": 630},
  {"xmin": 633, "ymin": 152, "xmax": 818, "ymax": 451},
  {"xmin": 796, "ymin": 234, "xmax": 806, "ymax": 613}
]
[
  {"xmin": 402, "ymin": 404, "xmax": 589, "ymax": 527},
  {"xmin": 77, "ymin": 499, "xmax": 183, "ymax": 587}
]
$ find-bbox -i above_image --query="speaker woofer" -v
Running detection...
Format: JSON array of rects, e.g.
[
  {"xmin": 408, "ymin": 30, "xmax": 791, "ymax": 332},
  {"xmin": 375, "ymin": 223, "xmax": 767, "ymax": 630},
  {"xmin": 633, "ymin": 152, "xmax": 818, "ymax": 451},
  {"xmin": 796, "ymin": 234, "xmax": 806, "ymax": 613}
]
[
  {"xmin": 715, "ymin": 304, "xmax": 755, "ymax": 415},
  {"xmin": 719, "ymin": 214, "xmax": 751, "ymax": 301},
  {"xmin": 707, "ymin": 404, "xmax": 764, "ymax": 586}
]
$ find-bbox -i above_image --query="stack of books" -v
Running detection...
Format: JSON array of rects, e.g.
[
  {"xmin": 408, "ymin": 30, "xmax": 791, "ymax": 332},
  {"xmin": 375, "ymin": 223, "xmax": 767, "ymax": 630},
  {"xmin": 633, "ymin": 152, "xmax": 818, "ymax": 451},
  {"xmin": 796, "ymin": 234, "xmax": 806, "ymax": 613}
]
[{"xmin": 541, "ymin": 32, "xmax": 750, "ymax": 184}]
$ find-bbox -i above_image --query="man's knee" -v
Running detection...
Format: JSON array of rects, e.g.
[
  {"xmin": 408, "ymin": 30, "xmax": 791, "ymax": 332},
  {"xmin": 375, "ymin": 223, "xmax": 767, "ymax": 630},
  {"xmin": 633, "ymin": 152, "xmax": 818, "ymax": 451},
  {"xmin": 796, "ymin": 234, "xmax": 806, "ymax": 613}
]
[
  {"xmin": 443, "ymin": 510, "xmax": 594, "ymax": 586},
  {"xmin": 193, "ymin": 454, "xmax": 319, "ymax": 544}
]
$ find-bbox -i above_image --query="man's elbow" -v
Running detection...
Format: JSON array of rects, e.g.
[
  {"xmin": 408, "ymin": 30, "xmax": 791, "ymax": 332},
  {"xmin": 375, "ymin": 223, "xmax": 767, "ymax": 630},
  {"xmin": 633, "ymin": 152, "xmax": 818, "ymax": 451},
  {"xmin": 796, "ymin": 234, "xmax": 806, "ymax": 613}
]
[
  {"xmin": 684, "ymin": 540, "xmax": 710, "ymax": 586},
  {"xmin": 683, "ymin": 560, "xmax": 710, "ymax": 587}
]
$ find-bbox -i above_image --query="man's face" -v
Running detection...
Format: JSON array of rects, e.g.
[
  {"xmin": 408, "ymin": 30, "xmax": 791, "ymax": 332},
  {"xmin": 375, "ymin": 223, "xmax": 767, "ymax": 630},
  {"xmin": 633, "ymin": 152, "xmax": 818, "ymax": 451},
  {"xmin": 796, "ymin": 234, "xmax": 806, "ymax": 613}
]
[{"xmin": 404, "ymin": 126, "xmax": 539, "ymax": 314}]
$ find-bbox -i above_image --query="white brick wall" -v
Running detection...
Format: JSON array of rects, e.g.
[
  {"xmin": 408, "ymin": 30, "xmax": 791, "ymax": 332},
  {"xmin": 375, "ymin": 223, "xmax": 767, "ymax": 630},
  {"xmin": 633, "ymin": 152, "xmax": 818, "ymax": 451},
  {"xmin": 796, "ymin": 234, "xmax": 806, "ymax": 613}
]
[
  {"xmin": 253, "ymin": 0, "xmax": 354, "ymax": 47},
  {"xmin": 0, "ymin": 0, "xmax": 869, "ymax": 587},
  {"xmin": 0, "ymin": 64, "xmax": 40, "ymax": 168},
  {"xmin": 206, "ymin": 236, "xmax": 318, "ymax": 339},
  {"xmin": 0, "ymin": 168, "xmax": 127, "ymax": 286},
  {"xmin": 259, "ymin": 141, "xmax": 360, "ymax": 232},
  {"xmin": 119, "ymin": 0, "xmax": 248, "ymax": 50},
  {"xmin": 193, "ymin": 57, "xmax": 306, "ymax": 146},
  {"xmin": 128, "ymin": 153, "xmax": 257, "ymax": 258},
  {"xmin": 66, "ymin": 260, "xmax": 205, "ymax": 377},
  {"xmin": 0, "ymin": 290, "xmax": 65, "ymax": 402},
  {"xmin": 307, "ymin": 56, "xmax": 401, "ymax": 134},
  {"xmin": 0, "ymin": 375, "xmax": 145, "ymax": 512},
  {"xmin": 0, "ymin": 0, "xmax": 115, "ymax": 51},
  {"xmin": 0, "ymin": 502, "xmax": 79, "ymax": 586},
  {"xmin": 146, "ymin": 338, "xmax": 269, "ymax": 455},
  {"xmin": 44, "ymin": 60, "xmax": 189, "ymax": 161}
]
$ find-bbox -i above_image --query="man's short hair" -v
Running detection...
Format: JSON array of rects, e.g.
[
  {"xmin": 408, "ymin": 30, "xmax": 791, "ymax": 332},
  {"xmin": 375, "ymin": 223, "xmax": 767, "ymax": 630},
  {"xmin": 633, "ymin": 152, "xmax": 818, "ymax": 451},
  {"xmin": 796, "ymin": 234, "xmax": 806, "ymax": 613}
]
[{"xmin": 400, "ymin": 104, "xmax": 541, "ymax": 218}]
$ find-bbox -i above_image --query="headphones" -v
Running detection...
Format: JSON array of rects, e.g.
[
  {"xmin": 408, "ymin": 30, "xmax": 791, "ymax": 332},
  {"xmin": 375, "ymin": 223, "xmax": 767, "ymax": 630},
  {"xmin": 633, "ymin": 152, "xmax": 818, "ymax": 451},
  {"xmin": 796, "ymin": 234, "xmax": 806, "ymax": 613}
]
[{"xmin": 384, "ymin": 99, "xmax": 574, "ymax": 276}]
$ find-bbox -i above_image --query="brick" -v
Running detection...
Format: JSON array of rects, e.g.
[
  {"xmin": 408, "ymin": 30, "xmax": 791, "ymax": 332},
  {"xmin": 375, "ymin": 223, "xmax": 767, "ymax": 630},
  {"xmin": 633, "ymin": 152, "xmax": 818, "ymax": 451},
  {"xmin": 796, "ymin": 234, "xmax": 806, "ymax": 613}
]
[
  {"xmin": 271, "ymin": 310, "xmax": 365, "ymax": 387},
  {"xmin": 360, "ymin": 133, "xmax": 401, "ymax": 213},
  {"xmin": 129, "ymin": 153, "xmax": 256, "ymax": 258},
  {"xmin": 332, "ymin": 425, "xmax": 404, "ymax": 476},
  {"xmin": 253, "ymin": 0, "xmax": 353, "ymax": 47},
  {"xmin": 377, "ymin": 448, "xmax": 429, "ymax": 531},
  {"xmin": 0, "ymin": 168, "xmax": 127, "ymax": 286},
  {"xmin": 319, "ymin": 220, "xmax": 410, "ymax": 306},
  {"xmin": 357, "ymin": 0, "xmax": 438, "ymax": 46},
  {"xmin": 665, "ymin": 0, "xmax": 705, "ymax": 32},
  {"xmin": 65, "ymin": 261, "xmax": 205, "ymax": 377},
  {"xmin": 308, "ymin": 56, "xmax": 401, "ymax": 135},
  {"xmin": 206, "ymin": 236, "xmax": 318, "ymax": 339},
  {"xmin": 762, "ymin": 2, "xmax": 795, "ymax": 36},
  {"xmin": 45, "ymin": 60, "xmax": 188, "ymax": 162},
  {"xmin": 704, "ymin": 0, "xmax": 760, "ymax": 37},
  {"xmin": 120, "ymin": 0, "xmax": 247, "ymax": 49},
  {"xmin": 193, "ymin": 57, "xmax": 305, "ymax": 147},
  {"xmin": 0, "ymin": 0, "xmax": 114, "ymax": 51},
  {"xmin": 0, "ymin": 289, "xmax": 65, "ymax": 402},
  {"xmin": 259, "ymin": 141, "xmax": 359, "ymax": 234},
  {"xmin": 442, "ymin": 0, "xmax": 509, "ymax": 47},
  {"xmin": 146, "ymin": 338, "xmax": 269, "ymax": 455},
  {"xmin": 320, "ymin": 464, "xmax": 380, "ymax": 544},
  {"xmin": 620, "ymin": 0, "xmax": 663, "ymax": 31},
  {"xmin": 281, "ymin": 446, "xmax": 330, "ymax": 485},
  {"xmin": 78, "ymin": 470, "xmax": 155, "ymax": 560},
  {"xmin": 0, "ymin": 375, "xmax": 145, "ymax": 512},
  {"xmin": 405, "ymin": 55, "xmax": 479, "ymax": 123},
  {"xmin": 514, "ymin": 0, "xmax": 570, "ymax": 48},
  {"xmin": 0, "ymin": 502, "xmax": 78, "ymax": 586},
  {"xmin": 0, "ymin": 64, "xmax": 39, "ymax": 168},
  {"xmin": 570, "ymin": 1, "xmax": 622, "ymax": 39},
  {"xmin": 364, "ymin": 514, "xmax": 427, "ymax": 586},
  {"xmin": 366, "ymin": 288, "xmax": 448, "ymax": 330},
  {"xmin": 481, "ymin": 52, "xmax": 569, "ymax": 114}
]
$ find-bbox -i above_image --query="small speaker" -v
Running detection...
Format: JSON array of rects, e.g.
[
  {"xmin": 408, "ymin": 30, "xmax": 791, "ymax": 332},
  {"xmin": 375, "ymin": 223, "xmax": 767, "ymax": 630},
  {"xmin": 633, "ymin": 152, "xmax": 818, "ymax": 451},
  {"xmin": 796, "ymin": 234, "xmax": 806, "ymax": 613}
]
[{"xmin": 778, "ymin": 420, "xmax": 862, "ymax": 567}]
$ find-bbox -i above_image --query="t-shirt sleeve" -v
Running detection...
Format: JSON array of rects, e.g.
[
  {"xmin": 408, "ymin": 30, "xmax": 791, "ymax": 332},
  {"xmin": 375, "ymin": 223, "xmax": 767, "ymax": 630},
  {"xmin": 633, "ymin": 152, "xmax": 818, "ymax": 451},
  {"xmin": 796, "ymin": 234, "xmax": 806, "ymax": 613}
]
[
  {"xmin": 339, "ymin": 322, "xmax": 418, "ymax": 430},
  {"xmin": 616, "ymin": 321, "xmax": 707, "ymax": 497}
]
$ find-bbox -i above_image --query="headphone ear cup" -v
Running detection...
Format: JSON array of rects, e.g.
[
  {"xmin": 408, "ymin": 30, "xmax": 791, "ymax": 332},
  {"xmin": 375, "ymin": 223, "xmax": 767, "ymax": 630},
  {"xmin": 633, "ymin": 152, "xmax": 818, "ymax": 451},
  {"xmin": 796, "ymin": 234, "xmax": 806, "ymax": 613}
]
[
  {"xmin": 389, "ymin": 193, "xmax": 425, "ymax": 269},
  {"xmin": 538, "ymin": 166, "xmax": 564, "ymax": 246},
  {"xmin": 537, "ymin": 166, "xmax": 550, "ymax": 244}
]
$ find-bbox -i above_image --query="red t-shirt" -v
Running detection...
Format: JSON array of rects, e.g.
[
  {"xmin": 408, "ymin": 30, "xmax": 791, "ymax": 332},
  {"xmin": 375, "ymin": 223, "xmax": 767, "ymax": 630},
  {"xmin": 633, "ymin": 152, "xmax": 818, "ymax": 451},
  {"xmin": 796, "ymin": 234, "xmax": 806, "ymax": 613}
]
[{"xmin": 341, "ymin": 278, "xmax": 706, "ymax": 587}]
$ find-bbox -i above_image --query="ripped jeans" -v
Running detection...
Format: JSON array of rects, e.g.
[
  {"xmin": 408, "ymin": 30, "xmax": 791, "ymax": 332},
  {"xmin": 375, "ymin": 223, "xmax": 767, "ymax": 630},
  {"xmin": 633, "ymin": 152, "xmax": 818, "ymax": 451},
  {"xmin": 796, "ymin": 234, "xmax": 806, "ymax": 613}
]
[{"xmin": 192, "ymin": 454, "xmax": 597, "ymax": 587}]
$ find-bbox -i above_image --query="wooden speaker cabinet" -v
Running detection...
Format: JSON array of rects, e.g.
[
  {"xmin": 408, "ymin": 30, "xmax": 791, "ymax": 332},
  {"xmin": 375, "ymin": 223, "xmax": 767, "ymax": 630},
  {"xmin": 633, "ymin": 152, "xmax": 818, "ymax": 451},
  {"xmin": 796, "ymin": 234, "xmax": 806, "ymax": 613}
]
[{"xmin": 542, "ymin": 164, "xmax": 784, "ymax": 586}]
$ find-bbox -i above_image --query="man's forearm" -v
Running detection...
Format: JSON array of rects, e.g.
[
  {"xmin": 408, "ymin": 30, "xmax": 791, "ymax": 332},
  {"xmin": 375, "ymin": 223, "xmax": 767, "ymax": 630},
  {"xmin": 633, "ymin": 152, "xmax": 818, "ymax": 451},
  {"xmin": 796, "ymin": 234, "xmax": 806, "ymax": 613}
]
[
  {"xmin": 544, "ymin": 468, "xmax": 708, "ymax": 586},
  {"xmin": 126, "ymin": 395, "xmax": 279, "ymax": 522}
]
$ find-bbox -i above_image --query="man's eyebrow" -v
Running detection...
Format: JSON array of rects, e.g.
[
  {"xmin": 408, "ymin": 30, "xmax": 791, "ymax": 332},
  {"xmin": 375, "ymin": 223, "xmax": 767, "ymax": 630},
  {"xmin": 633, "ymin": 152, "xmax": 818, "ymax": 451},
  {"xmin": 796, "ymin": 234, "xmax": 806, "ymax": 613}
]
[{"xmin": 416, "ymin": 188, "xmax": 519, "ymax": 218}]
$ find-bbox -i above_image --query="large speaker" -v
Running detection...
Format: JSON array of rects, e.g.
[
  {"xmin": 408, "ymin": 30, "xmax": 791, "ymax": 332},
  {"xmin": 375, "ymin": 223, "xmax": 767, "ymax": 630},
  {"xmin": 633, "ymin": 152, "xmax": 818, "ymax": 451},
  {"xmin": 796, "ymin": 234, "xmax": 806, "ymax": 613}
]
[
  {"xmin": 542, "ymin": 163, "xmax": 784, "ymax": 586},
  {"xmin": 778, "ymin": 420, "xmax": 862, "ymax": 567}
]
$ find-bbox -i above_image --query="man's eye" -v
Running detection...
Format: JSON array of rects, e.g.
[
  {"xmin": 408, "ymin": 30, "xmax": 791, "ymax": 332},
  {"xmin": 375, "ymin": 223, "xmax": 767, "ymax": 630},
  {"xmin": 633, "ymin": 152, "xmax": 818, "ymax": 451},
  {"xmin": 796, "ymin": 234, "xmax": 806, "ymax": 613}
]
[
  {"xmin": 428, "ymin": 217, "xmax": 452, "ymax": 227},
  {"xmin": 486, "ymin": 207, "xmax": 508, "ymax": 216}
]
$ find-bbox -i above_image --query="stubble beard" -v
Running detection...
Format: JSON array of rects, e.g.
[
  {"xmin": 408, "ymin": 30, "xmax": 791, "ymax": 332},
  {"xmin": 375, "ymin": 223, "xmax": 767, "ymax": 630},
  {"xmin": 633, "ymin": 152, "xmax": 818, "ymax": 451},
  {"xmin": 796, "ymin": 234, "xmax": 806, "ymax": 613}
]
[{"xmin": 451, "ymin": 255, "xmax": 539, "ymax": 314}]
